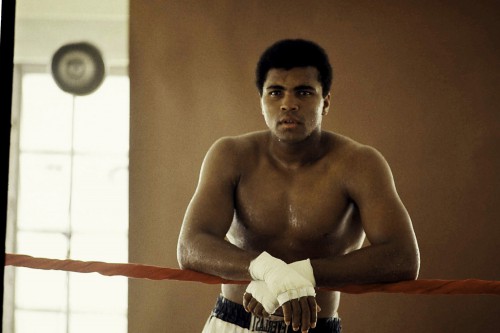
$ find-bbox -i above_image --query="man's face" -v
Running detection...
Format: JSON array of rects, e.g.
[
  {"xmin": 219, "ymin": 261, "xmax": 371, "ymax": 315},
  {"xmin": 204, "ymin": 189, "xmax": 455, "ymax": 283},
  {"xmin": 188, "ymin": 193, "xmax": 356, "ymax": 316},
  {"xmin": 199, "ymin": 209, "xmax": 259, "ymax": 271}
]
[{"xmin": 260, "ymin": 67, "xmax": 330, "ymax": 143}]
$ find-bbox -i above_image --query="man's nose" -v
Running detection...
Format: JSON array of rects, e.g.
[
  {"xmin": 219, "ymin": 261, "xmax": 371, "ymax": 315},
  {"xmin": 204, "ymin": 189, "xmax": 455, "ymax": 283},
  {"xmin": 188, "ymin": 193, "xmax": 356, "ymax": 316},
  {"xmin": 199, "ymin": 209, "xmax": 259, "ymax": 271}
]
[{"xmin": 280, "ymin": 93, "xmax": 299, "ymax": 111}]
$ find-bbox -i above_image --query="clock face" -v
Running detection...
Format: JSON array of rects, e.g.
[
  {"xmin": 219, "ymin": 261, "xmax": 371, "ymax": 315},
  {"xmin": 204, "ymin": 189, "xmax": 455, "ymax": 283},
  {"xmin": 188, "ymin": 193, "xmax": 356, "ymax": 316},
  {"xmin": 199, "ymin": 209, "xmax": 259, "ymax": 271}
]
[{"xmin": 51, "ymin": 42, "xmax": 105, "ymax": 96}]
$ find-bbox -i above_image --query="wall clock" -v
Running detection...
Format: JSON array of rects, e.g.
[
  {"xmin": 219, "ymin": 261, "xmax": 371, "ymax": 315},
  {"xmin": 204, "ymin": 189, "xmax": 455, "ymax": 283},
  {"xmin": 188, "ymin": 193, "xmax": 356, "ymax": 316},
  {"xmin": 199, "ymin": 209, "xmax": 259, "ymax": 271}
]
[{"xmin": 51, "ymin": 42, "xmax": 105, "ymax": 96}]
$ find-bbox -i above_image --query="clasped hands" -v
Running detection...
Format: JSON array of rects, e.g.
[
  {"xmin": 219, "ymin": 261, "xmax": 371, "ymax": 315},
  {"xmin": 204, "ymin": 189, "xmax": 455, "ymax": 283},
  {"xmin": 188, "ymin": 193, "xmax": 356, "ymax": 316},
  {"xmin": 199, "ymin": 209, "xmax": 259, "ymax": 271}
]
[{"xmin": 243, "ymin": 252, "xmax": 319, "ymax": 332}]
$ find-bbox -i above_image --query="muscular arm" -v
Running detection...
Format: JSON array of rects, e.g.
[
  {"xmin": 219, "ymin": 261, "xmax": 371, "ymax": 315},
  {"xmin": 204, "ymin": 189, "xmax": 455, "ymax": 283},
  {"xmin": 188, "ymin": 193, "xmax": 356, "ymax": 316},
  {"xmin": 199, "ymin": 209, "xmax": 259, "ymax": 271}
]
[
  {"xmin": 312, "ymin": 146, "xmax": 420, "ymax": 287},
  {"xmin": 177, "ymin": 138, "xmax": 255, "ymax": 280}
]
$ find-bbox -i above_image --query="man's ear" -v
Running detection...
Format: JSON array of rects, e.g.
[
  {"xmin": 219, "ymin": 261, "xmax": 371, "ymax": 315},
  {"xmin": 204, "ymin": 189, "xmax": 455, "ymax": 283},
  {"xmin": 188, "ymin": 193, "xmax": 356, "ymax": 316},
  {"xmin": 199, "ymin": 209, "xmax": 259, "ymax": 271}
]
[{"xmin": 322, "ymin": 92, "xmax": 331, "ymax": 116}]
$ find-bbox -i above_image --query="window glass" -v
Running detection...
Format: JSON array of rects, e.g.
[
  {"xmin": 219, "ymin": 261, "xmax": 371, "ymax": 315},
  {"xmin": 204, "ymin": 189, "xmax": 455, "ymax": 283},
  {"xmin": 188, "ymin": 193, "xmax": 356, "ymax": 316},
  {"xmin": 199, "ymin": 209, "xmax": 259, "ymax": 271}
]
[
  {"xmin": 16, "ymin": 311, "xmax": 66, "ymax": 333},
  {"xmin": 69, "ymin": 313, "xmax": 127, "ymax": 333},
  {"xmin": 20, "ymin": 74, "xmax": 73, "ymax": 152},
  {"xmin": 16, "ymin": 231, "xmax": 68, "ymax": 258},
  {"xmin": 70, "ymin": 233, "xmax": 128, "ymax": 262},
  {"xmin": 12, "ymin": 71, "xmax": 129, "ymax": 333},
  {"xmin": 71, "ymin": 155, "xmax": 128, "ymax": 233},
  {"xmin": 69, "ymin": 274, "xmax": 127, "ymax": 313},
  {"xmin": 73, "ymin": 76, "xmax": 130, "ymax": 154},
  {"xmin": 17, "ymin": 154, "xmax": 71, "ymax": 231},
  {"xmin": 15, "ymin": 269, "xmax": 67, "ymax": 310}
]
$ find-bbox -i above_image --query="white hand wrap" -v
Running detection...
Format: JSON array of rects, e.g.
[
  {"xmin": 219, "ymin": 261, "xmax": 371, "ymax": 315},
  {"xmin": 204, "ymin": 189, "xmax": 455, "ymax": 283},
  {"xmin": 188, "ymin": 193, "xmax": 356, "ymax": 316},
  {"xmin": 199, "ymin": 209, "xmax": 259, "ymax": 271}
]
[
  {"xmin": 249, "ymin": 252, "xmax": 316, "ymax": 305},
  {"xmin": 245, "ymin": 281, "xmax": 280, "ymax": 315},
  {"xmin": 289, "ymin": 259, "xmax": 316, "ymax": 287}
]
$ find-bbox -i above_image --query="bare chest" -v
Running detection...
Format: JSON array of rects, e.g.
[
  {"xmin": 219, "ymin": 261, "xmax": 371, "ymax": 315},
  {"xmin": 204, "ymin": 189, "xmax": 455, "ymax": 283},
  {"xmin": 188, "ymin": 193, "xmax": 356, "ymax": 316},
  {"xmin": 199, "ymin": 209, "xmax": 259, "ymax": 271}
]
[{"xmin": 229, "ymin": 162, "xmax": 359, "ymax": 259}]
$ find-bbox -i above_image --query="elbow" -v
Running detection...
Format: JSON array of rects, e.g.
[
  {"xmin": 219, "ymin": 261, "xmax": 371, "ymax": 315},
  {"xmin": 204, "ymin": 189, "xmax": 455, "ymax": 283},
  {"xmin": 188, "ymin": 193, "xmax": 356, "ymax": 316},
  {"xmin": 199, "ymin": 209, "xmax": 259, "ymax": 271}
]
[
  {"xmin": 177, "ymin": 255, "xmax": 189, "ymax": 271},
  {"xmin": 176, "ymin": 239, "xmax": 192, "ymax": 270},
  {"xmin": 386, "ymin": 240, "xmax": 420, "ymax": 282},
  {"xmin": 177, "ymin": 251, "xmax": 192, "ymax": 271},
  {"xmin": 399, "ymin": 245, "xmax": 421, "ymax": 281},
  {"xmin": 409, "ymin": 250, "xmax": 421, "ymax": 280},
  {"xmin": 402, "ymin": 260, "xmax": 420, "ymax": 281},
  {"xmin": 178, "ymin": 262, "xmax": 191, "ymax": 271}
]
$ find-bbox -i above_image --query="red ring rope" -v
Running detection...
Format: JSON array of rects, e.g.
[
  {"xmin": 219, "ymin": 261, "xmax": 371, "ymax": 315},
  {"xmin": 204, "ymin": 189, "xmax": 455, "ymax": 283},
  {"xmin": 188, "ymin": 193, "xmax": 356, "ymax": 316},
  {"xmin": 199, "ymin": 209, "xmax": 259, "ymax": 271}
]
[{"xmin": 5, "ymin": 253, "xmax": 500, "ymax": 295}]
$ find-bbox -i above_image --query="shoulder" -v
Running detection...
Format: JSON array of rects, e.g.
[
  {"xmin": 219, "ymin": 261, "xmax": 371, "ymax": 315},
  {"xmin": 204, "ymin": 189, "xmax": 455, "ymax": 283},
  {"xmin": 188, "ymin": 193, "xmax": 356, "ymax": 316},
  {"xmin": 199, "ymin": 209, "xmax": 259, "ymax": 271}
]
[
  {"xmin": 324, "ymin": 132, "xmax": 387, "ymax": 168},
  {"xmin": 324, "ymin": 132, "xmax": 393, "ymax": 187},
  {"xmin": 208, "ymin": 130, "xmax": 268, "ymax": 159},
  {"xmin": 330, "ymin": 134, "xmax": 396, "ymax": 201},
  {"xmin": 202, "ymin": 131, "xmax": 268, "ymax": 174}
]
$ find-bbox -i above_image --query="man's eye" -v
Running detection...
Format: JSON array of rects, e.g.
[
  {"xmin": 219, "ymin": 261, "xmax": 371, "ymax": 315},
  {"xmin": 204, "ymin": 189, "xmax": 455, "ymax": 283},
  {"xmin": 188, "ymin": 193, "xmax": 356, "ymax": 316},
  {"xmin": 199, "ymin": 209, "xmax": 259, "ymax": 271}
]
[
  {"xmin": 298, "ymin": 91, "xmax": 313, "ymax": 96},
  {"xmin": 269, "ymin": 91, "xmax": 282, "ymax": 96}
]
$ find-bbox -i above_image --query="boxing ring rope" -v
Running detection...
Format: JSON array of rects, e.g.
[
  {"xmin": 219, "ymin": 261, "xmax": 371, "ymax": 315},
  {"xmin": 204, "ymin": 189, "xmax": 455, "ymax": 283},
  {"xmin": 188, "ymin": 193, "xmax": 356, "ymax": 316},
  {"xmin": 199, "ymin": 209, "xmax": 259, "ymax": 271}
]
[{"xmin": 5, "ymin": 253, "xmax": 500, "ymax": 295}]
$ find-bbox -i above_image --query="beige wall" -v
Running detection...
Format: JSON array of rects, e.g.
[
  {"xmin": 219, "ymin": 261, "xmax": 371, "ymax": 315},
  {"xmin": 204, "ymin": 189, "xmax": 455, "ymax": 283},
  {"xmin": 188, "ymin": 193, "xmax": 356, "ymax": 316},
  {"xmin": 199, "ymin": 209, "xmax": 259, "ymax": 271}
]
[{"xmin": 129, "ymin": 1, "xmax": 499, "ymax": 332}]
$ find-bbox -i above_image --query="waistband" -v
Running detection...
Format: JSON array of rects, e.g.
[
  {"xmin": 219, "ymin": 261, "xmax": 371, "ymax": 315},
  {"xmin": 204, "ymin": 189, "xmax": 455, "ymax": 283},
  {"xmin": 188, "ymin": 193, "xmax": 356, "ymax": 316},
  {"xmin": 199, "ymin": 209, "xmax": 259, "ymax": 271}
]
[{"xmin": 211, "ymin": 295, "xmax": 341, "ymax": 332}]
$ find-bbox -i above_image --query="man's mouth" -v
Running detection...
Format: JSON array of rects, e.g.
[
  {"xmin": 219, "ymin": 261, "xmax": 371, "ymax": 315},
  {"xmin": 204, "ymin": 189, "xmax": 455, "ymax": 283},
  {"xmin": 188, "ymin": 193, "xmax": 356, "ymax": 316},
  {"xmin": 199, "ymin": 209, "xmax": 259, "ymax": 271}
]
[
  {"xmin": 278, "ymin": 119, "xmax": 301, "ymax": 130},
  {"xmin": 279, "ymin": 118, "xmax": 301, "ymax": 125}
]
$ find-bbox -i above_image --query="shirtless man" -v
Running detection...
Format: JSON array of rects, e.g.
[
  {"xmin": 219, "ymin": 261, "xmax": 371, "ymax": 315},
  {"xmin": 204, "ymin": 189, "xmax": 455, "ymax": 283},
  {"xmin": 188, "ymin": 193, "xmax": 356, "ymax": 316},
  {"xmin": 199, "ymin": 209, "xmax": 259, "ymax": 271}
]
[{"xmin": 177, "ymin": 39, "xmax": 420, "ymax": 333}]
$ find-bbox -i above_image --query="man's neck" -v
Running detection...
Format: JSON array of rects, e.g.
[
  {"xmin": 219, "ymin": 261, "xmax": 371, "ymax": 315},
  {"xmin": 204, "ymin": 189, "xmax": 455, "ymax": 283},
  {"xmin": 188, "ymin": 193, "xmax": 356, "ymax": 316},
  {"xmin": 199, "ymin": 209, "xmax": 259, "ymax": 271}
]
[{"xmin": 267, "ymin": 131, "xmax": 326, "ymax": 170}]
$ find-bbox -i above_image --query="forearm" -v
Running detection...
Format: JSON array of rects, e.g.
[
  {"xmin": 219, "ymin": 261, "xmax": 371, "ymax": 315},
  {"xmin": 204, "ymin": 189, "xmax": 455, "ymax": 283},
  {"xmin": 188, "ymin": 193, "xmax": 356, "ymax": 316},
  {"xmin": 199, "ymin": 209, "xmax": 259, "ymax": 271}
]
[
  {"xmin": 311, "ymin": 242, "xmax": 420, "ymax": 288},
  {"xmin": 177, "ymin": 231, "xmax": 256, "ymax": 281}
]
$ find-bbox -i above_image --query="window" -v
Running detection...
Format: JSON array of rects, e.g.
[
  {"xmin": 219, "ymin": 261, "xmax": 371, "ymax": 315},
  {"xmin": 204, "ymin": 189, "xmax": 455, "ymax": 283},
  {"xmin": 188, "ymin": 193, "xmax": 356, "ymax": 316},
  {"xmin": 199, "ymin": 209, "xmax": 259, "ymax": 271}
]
[{"xmin": 5, "ymin": 65, "xmax": 129, "ymax": 333}]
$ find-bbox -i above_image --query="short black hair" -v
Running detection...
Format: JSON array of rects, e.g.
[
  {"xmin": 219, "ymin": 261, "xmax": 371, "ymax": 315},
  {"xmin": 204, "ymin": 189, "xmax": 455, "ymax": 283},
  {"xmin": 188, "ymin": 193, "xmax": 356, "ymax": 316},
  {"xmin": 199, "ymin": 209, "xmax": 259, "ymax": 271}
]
[{"xmin": 255, "ymin": 39, "xmax": 333, "ymax": 97}]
